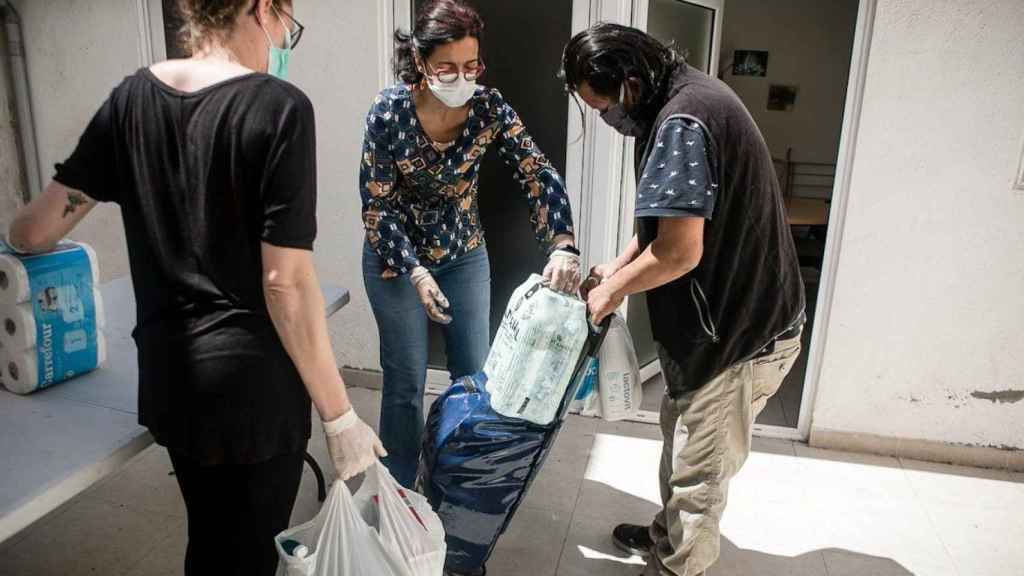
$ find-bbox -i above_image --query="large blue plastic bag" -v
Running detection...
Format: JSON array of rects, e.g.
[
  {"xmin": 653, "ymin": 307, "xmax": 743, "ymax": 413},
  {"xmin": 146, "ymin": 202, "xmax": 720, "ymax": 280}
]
[
  {"xmin": 418, "ymin": 373, "xmax": 552, "ymax": 572},
  {"xmin": 483, "ymin": 274, "xmax": 588, "ymax": 425},
  {"xmin": 275, "ymin": 463, "xmax": 445, "ymax": 576}
]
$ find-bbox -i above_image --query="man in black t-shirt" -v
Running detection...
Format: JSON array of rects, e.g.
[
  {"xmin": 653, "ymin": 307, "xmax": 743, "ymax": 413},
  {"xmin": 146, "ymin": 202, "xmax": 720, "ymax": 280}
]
[{"xmin": 564, "ymin": 25, "xmax": 805, "ymax": 576}]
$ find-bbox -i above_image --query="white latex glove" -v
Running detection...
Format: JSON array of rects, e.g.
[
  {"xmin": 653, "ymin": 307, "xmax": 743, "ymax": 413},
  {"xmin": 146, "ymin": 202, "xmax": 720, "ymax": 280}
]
[
  {"xmin": 543, "ymin": 248, "xmax": 582, "ymax": 294},
  {"xmin": 323, "ymin": 409, "xmax": 387, "ymax": 481},
  {"xmin": 410, "ymin": 266, "xmax": 453, "ymax": 324}
]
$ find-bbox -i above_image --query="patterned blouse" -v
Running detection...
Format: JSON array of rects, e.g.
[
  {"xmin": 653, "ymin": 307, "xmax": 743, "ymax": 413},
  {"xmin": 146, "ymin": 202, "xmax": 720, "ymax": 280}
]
[{"xmin": 360, "ymin": 85, "xmax": 574, "ymax": 275}]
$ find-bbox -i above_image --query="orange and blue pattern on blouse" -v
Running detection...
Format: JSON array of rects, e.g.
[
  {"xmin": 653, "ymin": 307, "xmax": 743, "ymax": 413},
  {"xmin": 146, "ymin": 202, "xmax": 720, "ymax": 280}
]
[{"xmin": 359, "ymin": 85, "xmax": 574, "ymax": 275}]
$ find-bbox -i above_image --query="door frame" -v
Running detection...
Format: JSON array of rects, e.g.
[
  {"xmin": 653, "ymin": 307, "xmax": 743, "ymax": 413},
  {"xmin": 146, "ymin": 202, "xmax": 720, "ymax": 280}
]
[
  {"xmin": 380, "ymin": 0, "xmax": 599, "ymax": 394},
  {"xmin": 595, "ymin": 0, "xmax": 877, "ymax": 441},
  {"xmin": 384, "ymin": 0, "xmax": 880, "ymax": 442},
  {"xmin": 791, "ymin": 0, "xmax": 878, "ymax": 441},
  {"xmin": 616, "ymin": 0, "xmax": 725, "ymax": 409},
  {"xmin": 136, "ymin": 0, "xmax": 167, "ymax": 66}
]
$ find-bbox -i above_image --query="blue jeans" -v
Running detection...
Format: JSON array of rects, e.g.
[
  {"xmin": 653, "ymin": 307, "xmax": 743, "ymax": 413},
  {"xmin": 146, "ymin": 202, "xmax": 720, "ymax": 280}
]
[{"xmin": 363, "ymin": 243, "xmax": 491, "ymax": 487}]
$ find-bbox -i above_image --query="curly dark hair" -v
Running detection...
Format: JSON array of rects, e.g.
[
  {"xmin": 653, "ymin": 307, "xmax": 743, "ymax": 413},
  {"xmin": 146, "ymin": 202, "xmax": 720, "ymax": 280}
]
[
  {"xmin": 393, "ymin": 0, "xmax": 484, "ymax": 85},
  {"xmin": 175, "ymin": 0, "xmax": 288, "ymax": 53}
]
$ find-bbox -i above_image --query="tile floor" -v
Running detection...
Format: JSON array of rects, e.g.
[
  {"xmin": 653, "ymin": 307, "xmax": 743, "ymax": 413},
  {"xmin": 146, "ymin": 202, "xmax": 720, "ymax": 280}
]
[{"xmin": 1, "ymin": 386, "xmax": 1022, "ymax": 576}]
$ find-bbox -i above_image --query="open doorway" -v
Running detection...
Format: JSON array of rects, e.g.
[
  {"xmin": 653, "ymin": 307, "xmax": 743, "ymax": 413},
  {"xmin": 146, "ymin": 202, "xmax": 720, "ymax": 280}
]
[
  {"xmin": 628, "ymin": 0, "xmax": 861, "ymax": 434},
  {"xmin": 408, "ymin": 0, "xmax": 577, "ymax": 375}
]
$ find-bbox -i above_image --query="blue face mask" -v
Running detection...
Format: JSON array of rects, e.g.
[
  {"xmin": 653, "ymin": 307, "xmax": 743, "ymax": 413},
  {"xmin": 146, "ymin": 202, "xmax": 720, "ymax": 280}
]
[{"xmin": 261, "ymin": 7, "xmax": 292, "ymax": 80}]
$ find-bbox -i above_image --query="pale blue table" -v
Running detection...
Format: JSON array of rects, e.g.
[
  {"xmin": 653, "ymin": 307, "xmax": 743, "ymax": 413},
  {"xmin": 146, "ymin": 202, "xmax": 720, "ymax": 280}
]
[{"xmin": 0, "ymin": 277, "xmax": 349, "ymax": 543}]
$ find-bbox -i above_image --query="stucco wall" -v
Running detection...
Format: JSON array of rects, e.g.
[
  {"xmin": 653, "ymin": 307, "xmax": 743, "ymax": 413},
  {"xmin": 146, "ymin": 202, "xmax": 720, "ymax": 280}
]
[
  {"xmin": 13, "ymin": 0, "xmax": 138, "ymax": 280},
  {"xmin": 0, "ymin": 38, "xmax": 23, "ymax": 231},
  {"xmin": 811, "ymin": 0, "xmax": 1024, "ymax": 452}
]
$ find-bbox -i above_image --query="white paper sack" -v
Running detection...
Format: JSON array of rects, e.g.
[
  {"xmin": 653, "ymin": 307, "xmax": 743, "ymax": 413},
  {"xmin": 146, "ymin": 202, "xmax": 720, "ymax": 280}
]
[
  {"xmin": 485, "ymin": 274, "xmax": 589, "ymax": 425},
  {"xmin": 1, "ymin": 334, "xmax": 107, "ymax": 395},
  {"xmin": 597, "ymin": 315, "xmax": 642, "ymax": 421}
]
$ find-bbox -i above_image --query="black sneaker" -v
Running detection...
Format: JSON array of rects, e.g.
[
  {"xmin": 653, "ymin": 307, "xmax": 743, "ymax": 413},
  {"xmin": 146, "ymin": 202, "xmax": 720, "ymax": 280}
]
[{"xmin": 612, "ymin": 523, "xmax": 654, "ymax": 557}]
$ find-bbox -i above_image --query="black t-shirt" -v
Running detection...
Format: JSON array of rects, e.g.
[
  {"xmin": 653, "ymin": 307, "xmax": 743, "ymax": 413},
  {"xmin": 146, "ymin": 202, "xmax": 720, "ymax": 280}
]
[{"xmin": 54, "ymin": 69, "xmax": 317, "ymax": 464}]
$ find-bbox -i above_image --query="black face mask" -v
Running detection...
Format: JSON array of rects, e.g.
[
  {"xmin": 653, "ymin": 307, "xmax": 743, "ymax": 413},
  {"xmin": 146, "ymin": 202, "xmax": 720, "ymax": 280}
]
[
  {"xmin": 599, "ymin": 84, "xmax": 646, "ymax": 137},
  {"xmin": 600, "ymin": 104, "xmax": 646, "ymax": 137}
]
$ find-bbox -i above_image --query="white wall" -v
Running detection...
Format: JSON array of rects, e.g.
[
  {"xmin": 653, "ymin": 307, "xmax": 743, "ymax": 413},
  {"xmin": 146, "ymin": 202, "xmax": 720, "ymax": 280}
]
[
  {"xmin": 12, "ymin": 0, "xmax": 385, "ymax": 371},
  {"xmin": 14, "ymin": 0, "xmax": 139, "ymax": 281},
  {"xmin": 289, "ymin": 1, "xmax": 383, "ymax": 371},
  {"xmin": 812, "ymin": 0, "xmax": 1024, "ymax": 452},
  {"xmin": 721, "ymin": 0, "xmax": 859, "ymax": 173},
  {"xmin": 0, "ymin": 46, "xmax": 23, "ymax": 230}
]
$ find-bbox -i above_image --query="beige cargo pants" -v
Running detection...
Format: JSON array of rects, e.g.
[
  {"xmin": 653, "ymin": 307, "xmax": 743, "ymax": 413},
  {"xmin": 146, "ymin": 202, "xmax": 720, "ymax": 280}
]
[{"xmin": 644, "ymin": 333, "xmax": 802, "ymax": 576}]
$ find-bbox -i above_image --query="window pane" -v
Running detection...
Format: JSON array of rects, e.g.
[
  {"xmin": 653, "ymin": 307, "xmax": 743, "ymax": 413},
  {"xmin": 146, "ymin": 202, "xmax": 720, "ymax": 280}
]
[
  {"xmin": 647, "ymin": 0, "xmax": 716, "ymax": 74},
  {"xmin": 162, "ymin": 0, "xmax": 189, "ymax": 58}
]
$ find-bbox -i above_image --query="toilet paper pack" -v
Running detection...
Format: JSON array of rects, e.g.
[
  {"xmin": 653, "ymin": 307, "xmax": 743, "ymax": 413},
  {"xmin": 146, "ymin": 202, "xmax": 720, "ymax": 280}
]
[
  {"xmin": 0, "ymin": 240, "xmax": 99, "ymax": 305},
  {"xmin": 0, "ymin": 346, "xmax": 8, "ymax": 391},
  {"xmin": 0, "ymin": 242, "xmax": 104, "ymax": 394},
  {"xmin": 1, "ymin": 288, "xmax": 105, "ymax": 351},
  {"xmin": 2, "ymin": 334, "xmax": 107, "ymax": 395}
]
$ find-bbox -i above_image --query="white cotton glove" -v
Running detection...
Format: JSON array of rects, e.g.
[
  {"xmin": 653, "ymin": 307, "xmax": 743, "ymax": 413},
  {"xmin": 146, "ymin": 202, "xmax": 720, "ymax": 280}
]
[
  {"xmin": 410, "ymin": 266, "xmax": 453, "ymax": 325},
  {"xmin": 323, "ymin": 409, "xmax": 387, "ymax": 481},
  {"xmin": 543, "ymin": 248, "xmax": 582, "ymax": 294}
]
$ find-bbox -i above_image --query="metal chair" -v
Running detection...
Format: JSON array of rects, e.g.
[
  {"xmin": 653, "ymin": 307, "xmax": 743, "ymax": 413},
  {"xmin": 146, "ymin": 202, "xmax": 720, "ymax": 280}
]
[{"xmin": 303, "ymin": 451, "xmax": 328, "ymax": 502}]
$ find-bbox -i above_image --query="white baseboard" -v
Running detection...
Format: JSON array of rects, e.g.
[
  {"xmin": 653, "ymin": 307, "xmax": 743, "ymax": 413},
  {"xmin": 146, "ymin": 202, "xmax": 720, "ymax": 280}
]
[{"xmin": 811, "ymin": 428, "xmax": 1024, "ymax": 471}]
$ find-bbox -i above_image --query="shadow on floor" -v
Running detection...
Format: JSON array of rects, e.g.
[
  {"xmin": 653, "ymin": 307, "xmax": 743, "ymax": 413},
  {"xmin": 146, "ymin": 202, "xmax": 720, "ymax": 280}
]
[
  {"xmin": 564, "ymin": 529, "xmax": 915, "ymax": 576},
  {"xmin": 714, "ymin": 538, "xmax": 915, "ymax": 576},
  {"xmin": 560, "ymin": 463, "xmax": 916, "ymax": 576}
]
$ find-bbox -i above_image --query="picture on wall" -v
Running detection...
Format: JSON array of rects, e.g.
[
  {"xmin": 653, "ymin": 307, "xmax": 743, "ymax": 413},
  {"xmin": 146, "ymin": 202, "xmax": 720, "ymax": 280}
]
[
  {"xmin": 732, "ymin": 50, "xmax": 769, "ymax": 77},
  {"xmin": 768, "ymin": 84, "xmax": 799, "ymax": 111}
]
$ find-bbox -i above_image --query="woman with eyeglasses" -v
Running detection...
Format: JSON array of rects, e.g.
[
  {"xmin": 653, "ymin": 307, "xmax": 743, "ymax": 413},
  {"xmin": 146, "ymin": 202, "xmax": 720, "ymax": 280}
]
[
  {"xmin": 360, "ymin": 0, "xmax": 582, "ymax": 489},
  {"xmin": 8, "ymin": 1, "xmax": 384, "ymax": 574}
]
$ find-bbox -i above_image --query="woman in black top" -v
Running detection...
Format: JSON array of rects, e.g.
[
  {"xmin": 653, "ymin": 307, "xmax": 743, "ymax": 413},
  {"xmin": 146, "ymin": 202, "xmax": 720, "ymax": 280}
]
[{"xmin": 8, "ymin": 1, "xmax": 383, "ymax": 574}]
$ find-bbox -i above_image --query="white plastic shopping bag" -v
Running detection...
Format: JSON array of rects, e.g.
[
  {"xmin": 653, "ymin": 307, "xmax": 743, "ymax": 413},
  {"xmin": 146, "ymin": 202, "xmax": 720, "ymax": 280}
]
[
  {"xmin": 566, "ymin": 314, "xmax": 642, "ymax": 421},
  {"xmin": 274, "ymin": 463, "xmax": 445, "ymax": 576},
  {"xmin": 485, "ymin": 274, "xmax": 589, "ymax": 425},
  {"xmin": 354, "ymin": 463, "xmax": 446, "ymax": 576}
]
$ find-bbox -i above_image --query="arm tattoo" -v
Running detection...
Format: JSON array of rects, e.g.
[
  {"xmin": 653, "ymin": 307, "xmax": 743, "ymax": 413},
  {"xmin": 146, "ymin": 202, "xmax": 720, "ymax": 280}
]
[{"xmin": 62, "ymin": 191, "xmax": 89, "ymax": 218}]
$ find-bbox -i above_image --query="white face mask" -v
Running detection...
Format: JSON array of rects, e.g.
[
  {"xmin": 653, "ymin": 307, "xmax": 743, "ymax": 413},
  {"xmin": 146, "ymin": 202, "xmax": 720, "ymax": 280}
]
[{"xmin": 426, "ymin": 75, "xmax": 477, "ymax": 108}]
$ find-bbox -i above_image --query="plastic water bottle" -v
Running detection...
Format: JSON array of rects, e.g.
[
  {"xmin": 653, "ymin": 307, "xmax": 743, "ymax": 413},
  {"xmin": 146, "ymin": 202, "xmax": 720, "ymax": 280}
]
[{"xmin": 281, "ymin": 539, "xmax": 309, "ymax": 558}]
